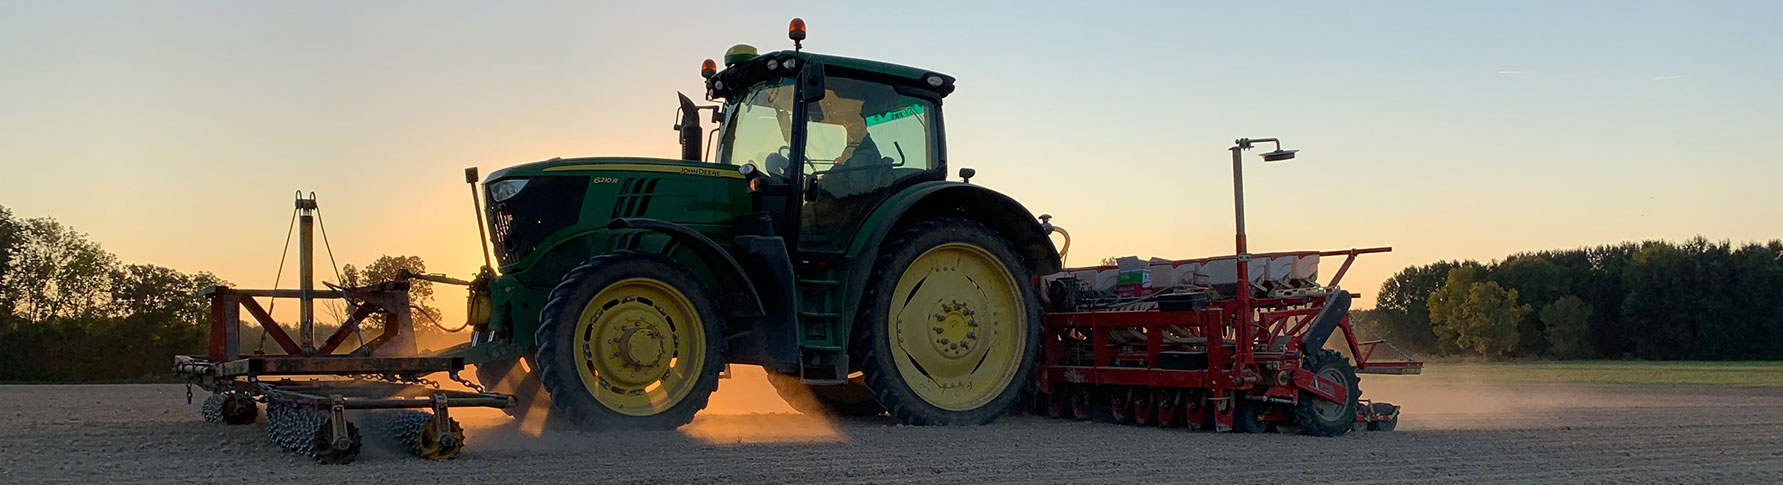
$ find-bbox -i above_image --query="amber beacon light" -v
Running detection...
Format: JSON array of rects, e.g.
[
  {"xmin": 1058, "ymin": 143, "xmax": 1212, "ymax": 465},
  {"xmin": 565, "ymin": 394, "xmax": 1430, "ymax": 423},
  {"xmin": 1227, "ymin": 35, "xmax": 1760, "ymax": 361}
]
[{"xmin": 789, "ymin": 18, "xmax": 807, "ymax": 50}]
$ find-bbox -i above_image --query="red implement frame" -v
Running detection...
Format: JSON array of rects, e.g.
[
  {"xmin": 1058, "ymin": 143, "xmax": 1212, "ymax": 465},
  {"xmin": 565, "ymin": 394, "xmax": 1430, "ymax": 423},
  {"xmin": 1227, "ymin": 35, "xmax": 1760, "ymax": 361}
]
[{"xmin": 1034, "ymin": 246, "xmax": 1420, "ymax": 430}]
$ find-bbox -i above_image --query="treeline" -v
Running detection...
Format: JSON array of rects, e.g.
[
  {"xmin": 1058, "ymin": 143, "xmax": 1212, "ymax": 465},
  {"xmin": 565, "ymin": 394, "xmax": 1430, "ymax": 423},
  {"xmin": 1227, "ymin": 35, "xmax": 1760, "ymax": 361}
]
[
  {"xmin": 0, "ymin": 205, "xmax": 440, "ymax": 382},
  {"xmin": 0, "ymin": 206, "xmax": 227, "ymax": 381},
  {"xmin": 1357, "ymin": 237, "xmax": 1783, "ymax": 360}
]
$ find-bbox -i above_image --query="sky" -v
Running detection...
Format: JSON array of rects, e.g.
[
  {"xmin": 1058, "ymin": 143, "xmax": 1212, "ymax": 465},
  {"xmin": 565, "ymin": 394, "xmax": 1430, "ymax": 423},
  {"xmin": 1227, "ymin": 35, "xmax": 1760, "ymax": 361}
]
[{"xmin": 3, "ymin": 0, "xmax": 1781, "ymax": 328}]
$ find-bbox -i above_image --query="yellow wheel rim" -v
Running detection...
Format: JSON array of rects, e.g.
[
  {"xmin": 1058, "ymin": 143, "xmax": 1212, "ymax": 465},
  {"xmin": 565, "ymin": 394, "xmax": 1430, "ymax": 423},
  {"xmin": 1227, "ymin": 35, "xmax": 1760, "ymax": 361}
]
[
  {"xmin": 888, "ymin": 242, "xmax": 1028, "ymax": 411},
  {"xmin": 572, "ymin": 277, "xmax": 705, "ymax": 416}
]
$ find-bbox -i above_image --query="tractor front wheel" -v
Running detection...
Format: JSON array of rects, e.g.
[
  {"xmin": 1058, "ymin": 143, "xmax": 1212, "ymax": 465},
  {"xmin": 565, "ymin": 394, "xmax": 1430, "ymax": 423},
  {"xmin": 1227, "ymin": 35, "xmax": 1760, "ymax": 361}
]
[
  {"xmin": 534, "ymin": 251, "xmax": 726, "ymax": 431},
  {"xmin": 856, "ymin": 218, "xmax": 1041, "ymax": 425}
]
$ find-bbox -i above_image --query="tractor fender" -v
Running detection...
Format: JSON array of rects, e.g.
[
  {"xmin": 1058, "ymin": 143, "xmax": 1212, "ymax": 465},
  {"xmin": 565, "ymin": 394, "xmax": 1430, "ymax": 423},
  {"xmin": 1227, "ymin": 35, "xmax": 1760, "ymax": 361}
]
[
  {"xmin": 1299, "ymin": 290, "xmax": 1352, "ymax": 353},
  {"xmin": 840, "ymin": 182, "xmax": 1062, "ymax": 340},
  {"xmin": 606, "ymin": 218, "xmax": 766, "ymax": 318}
]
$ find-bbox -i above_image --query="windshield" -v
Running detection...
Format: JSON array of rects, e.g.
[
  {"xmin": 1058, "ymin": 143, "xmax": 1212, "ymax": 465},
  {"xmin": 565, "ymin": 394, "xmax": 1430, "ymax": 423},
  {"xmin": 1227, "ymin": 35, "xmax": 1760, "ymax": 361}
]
[
  {"xmin": 718, "ymin": 78, "xmax": 935, "ymax": 182},
  {"xmin": 717, "ymin": 80, "xmax": 795, "ymax": 178}
]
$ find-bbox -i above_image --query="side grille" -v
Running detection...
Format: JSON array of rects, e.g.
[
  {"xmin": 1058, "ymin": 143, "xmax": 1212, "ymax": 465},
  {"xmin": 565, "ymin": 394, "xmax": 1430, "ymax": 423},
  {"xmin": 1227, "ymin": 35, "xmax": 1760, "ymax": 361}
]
[
  {"xmin": 487, "ymin": 176, "xmax": 589, "ymax": 265},
  {"xmin": 610, "ymin": 178, "xmax": 660, "ymax": 219}
]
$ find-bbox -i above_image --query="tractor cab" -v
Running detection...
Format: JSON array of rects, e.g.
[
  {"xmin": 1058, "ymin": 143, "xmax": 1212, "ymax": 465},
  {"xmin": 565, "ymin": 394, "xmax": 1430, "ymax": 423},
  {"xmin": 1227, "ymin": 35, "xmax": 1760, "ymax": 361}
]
[{"xmin": 700, "ymin": 43, "xmax": 957, "ymax": 253}]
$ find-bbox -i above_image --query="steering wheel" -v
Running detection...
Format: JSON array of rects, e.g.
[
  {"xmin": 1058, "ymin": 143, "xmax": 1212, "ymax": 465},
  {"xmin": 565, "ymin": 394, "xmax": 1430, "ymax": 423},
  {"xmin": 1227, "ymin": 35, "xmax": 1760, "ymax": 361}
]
[{"xmin": 763, "ymin": 146, "xmax": 792, "ymax": 178}]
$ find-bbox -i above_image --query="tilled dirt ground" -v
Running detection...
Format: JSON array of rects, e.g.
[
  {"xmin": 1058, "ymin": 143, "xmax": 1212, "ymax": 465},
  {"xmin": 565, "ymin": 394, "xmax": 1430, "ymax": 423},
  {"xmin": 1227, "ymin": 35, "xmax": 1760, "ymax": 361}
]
[{"xmin": 2, "ymin": 380, "xmax": 1780, "ymax": 484}]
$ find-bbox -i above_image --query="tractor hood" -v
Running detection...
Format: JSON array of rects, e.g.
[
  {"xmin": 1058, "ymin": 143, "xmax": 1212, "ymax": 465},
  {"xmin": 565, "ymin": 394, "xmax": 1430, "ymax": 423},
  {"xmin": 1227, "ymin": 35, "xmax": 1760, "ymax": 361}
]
[
  {"xmin": 484, "ymin": 156, "xmax": 743, "ymax": 182},
  {"xmin": 478, "ymin": 156, "xmax": 750, "ymax": 279}
]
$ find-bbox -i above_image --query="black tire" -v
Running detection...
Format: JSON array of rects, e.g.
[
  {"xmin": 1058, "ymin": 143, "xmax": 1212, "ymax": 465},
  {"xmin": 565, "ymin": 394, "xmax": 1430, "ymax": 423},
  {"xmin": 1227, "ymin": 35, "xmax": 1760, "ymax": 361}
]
[
  {"xmin": 1229, "ymin": 399, "xmax": 1270, "ymax": 433},
  {"xmin": 1366, "ymin": 402, "xmax": 1399, "ymax": 431},
  {"xmin": 855, "ymin": 218, "xmax": 1042, "ymax": 426},
  {"xmin": 1294, "ymin": 349, "xmax": 1361, "ymax": 437},
  {"xmin": 534, "ymin": 250, "xmax": 726, "ymax": 431},
  {"xmin": 765, "ymin": 371, "xmax": 885, "ymax": 417}
]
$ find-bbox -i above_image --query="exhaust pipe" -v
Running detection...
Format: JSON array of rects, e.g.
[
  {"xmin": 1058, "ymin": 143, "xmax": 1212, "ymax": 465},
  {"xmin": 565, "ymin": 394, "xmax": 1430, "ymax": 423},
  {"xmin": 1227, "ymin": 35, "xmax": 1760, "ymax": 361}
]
[{"xmin": 676, "ymin": 93, "xmax": 703, "ymax": 161}]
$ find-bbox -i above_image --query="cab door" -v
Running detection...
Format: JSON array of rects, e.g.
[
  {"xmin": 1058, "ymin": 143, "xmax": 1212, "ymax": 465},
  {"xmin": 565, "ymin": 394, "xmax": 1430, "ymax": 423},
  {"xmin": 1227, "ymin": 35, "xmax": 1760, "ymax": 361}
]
[{"xmin": 794, "ymin": 76, "xmax": 944, "ymax": 253}]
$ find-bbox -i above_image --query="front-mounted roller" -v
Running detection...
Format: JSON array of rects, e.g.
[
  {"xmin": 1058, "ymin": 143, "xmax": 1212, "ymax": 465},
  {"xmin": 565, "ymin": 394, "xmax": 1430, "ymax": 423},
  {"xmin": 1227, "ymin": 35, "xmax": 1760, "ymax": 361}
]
[
  {"xmin": 201, "ymin": 392, "xmax": 258, "ymax": 425},
  {"xmin": 173, "ymin": 193, "xmax": 514, "ymax": 464},
  {"xmin": 265, "ymin": 399, "xmax": 361, "ymax": 464},
  {"xmin": 365, "ymin": 409, "xmax": 466, "ymax": 460}
]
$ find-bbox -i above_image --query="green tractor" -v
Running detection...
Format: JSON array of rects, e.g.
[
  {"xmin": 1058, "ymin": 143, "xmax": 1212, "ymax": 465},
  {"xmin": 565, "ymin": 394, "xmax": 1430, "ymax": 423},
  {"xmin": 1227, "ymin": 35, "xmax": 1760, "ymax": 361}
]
[{"xmin": 454, "ymin": 21, "xmax": 1061, "ymax": 430}]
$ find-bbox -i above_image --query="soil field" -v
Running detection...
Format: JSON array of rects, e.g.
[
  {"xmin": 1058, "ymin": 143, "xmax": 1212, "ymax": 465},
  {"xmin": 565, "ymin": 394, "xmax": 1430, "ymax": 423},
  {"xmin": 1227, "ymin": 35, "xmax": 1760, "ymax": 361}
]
[{"xmin": 2, "ymin": 377, "xmax": 1781, "ymax": 484}]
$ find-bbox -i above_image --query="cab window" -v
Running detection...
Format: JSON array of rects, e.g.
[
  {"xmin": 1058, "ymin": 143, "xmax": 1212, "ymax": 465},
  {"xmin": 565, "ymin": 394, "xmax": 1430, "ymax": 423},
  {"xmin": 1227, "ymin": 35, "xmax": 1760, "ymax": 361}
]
[{"xmin": 799, "ymin": 76, "xmax": 941, "ymax": 250}]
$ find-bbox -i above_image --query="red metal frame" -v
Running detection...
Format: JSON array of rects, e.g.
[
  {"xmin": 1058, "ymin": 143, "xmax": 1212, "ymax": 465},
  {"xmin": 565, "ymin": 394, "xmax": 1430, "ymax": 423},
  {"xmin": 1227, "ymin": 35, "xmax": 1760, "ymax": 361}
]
[
  {"xmin": 195, "ymin": 279, "xmax": 427, "ymax": 377},
  {"xmin": 1032, "ymin": 246, "xmax": 1420, "ymax": 430}
]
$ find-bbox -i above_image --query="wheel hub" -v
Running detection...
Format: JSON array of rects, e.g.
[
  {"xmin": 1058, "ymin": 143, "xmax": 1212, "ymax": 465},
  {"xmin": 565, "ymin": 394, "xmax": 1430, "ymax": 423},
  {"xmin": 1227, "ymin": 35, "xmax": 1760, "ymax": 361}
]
[
  {"xmin": 928, "ymin": 299, "xmax": 982, "ymax": 358},
  {"xmin": 571, "ymin": 277, "xmax": 707, "ymax": 417},
  {"xmin": 618, "ymin": 325, "xmax": 666, "ymax": 367}
]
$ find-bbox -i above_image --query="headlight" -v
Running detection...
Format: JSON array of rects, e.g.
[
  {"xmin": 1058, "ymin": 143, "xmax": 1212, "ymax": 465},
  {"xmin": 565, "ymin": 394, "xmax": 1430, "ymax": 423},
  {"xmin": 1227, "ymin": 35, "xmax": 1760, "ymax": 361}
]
[
  {"xmin": 488, "ymin": 179, "xmax": 529, "ymax": 202},
  {"xmin": 766, "ymin": 59, "xmax": 780, "ymax": 71},
  {"xmin": 782, "ymin": 58, "xmax": 798, "ymax": 70}
]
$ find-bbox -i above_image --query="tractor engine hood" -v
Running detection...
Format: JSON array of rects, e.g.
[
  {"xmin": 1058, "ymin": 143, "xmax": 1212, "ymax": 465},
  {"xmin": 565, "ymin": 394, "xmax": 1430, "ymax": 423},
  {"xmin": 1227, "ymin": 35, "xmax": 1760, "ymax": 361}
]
[{"xmin": 480, "ymin": 157, "xmax": 749, "ymax": 277}]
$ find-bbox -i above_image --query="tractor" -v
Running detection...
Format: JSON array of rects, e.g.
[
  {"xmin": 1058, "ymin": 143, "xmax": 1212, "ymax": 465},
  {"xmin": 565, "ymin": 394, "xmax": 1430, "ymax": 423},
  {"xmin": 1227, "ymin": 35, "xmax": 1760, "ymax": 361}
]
[
  {"xmin": 177, "ymin": 20, "xmax": 1415, "ymax": 460},
  {"xmin": 452, "ymin": 19, "xmax": 1060, "ymax": 430}
]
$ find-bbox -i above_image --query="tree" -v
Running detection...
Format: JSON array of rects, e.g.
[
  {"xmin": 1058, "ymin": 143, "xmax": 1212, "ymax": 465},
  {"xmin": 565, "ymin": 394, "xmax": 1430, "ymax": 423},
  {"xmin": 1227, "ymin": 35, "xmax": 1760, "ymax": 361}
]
[
  {"xmin": 341, "ymin": 255, "xmax": 440, "ymax": 331},
  {"xmin": 1371, "ymin": 260, "xmax": 1475, "ymax": 354},
  {"xmin": 2, "ymin": 217, "xmax": 117, "ymax": 321},
  {"xmin": 1427, "ymin": 267, "xmax": 1530, "ymax": 359},
  {"xmin": 1580, "ymin": 242, "xmax": 1638, "ymax": 357},
  {"xmin": 1486, "ymin": 256, "xmax": 1574, "ymax": 357},
  {"xmin": 1540, "ymin": 296, "xmax": 1594, "ymax": 359},
  {"xmin": 1621, "ymin": 239, "xmax": 1729, "ymax": 360},
  {"xmin": 109, "ymin": 264, "xmax": 226, "ymax": 323},
  {"xmin": 0, "ymin": 206, "xmax": 20, "ymax": 320}
]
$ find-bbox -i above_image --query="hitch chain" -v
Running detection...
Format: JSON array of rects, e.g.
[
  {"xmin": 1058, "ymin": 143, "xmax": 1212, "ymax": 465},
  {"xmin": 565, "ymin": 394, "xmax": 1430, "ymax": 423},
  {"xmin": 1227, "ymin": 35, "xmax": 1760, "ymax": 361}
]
[
  {"xmin": 352, "ymin": 373, "xmax": 440, "ymax": 389},
  {"xmin": 448, "ymin": 371, "xmax": 485, "ymax": 393}
]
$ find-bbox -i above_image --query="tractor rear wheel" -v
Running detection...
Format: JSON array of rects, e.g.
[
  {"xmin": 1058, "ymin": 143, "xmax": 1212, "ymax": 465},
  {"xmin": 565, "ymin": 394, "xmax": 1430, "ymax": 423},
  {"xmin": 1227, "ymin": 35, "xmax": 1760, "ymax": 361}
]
[
  {"xmin": 535, "ymin": 251, "xmax": 726, "ymax": 431},
  {"xmin": 1293, "ymin": 349, "xmax": 1361, "ymax": 436},
  {"xmin": 856, "ymin": 218, "xmax": 1041, "ymax": 426},
  {"xmin": 765, "ymin": 371, "xmax": 885, "ymax": 417}
]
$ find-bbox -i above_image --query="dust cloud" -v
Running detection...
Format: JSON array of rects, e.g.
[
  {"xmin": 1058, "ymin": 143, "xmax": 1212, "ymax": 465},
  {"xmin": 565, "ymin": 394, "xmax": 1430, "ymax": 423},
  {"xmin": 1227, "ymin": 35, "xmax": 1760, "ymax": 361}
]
[
  {"xmin": 682, "ymin": 366, "xmax": 846, "ymax": 445},
  {"xmin": 444, "ymin": 363, "xmax": 846, "ymax": 446},
  {"xmin": 1359, "ymin": 373, "xmax": 1639, "ymax": 431}
]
